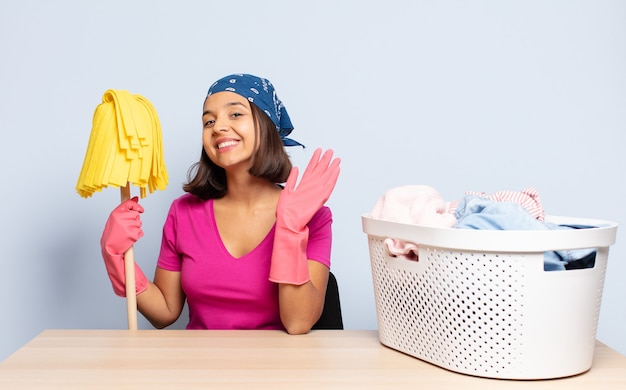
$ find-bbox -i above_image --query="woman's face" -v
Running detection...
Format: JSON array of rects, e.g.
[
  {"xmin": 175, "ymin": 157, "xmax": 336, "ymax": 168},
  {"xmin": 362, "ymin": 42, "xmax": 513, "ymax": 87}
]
[{"xmin": 202, "ymin": 91, "xmax": 257, "ymax": 171}]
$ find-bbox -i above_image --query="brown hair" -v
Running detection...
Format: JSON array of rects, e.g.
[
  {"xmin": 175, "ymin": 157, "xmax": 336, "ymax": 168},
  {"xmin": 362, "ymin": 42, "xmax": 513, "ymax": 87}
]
[{"xmin": 183, "ymin": 103, "xmax": 292, "ymax": 199}]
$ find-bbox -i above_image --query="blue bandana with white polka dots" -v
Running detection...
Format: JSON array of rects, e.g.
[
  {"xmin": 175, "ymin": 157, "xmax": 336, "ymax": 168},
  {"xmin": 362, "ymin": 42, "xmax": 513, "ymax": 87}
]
[{"xmin": 207, "ymin": 74, "xmax": 304, "ymax": 148}]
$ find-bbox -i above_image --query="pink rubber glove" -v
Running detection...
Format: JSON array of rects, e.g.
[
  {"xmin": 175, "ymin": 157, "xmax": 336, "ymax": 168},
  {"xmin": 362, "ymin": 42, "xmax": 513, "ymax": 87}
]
[
  {"xmin": 270, "ymin": 148, "xmax": 341, "ymax": 285},
  {"xmin": 100, "ymin": 197, "xmax": 149, "ymax": 297}
]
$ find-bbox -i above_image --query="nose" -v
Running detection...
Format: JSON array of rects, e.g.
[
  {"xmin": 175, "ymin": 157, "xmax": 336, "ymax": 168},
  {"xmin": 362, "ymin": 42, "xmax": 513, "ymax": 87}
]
[{"xmin": 212, "ymin": 115, "xmax": 230, "ymax": 133}]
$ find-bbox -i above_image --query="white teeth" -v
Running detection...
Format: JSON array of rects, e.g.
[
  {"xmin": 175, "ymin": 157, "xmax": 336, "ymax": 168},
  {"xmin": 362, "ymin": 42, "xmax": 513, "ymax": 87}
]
[{"xmin": 217, "ymin": 140, "xmax": 238, "ymax": 149}]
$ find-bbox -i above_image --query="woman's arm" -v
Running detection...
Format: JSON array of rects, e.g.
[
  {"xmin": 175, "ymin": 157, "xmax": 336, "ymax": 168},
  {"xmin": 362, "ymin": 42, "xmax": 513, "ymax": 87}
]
[
  {"xmin": 136, "ymin": 267, "xmax": 185, "ymax": 329},
  {"xmin": 278, "ymin": 261, "xmax": 329, "ymax": 334},
  {"xmin": 270, "ymin": 148, "xmax": 340, "ymax": 333}
]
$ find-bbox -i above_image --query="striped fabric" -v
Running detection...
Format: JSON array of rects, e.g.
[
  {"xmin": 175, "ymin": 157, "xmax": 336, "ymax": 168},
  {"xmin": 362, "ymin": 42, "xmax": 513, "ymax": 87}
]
[{"xmin": 447, "ymin": 187, "xmax": 545, "ymax": 221}]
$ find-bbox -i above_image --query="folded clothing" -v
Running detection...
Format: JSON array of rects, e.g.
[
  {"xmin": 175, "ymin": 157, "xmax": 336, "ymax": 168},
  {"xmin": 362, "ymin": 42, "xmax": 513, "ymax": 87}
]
[
  {"xmin": 369, "ymin": 185, "xmax": 597, "ymax": 270},
  {"xmin": 369, "ymin": 185, "xmax": 456, "ymax": 260},
  {"xmin": 448, "ymin": 186, "xmax": 545, "ymax": 221},
  {"xmin": 454, "ymin": 195, "xmax": 596, "ymax": 270}
]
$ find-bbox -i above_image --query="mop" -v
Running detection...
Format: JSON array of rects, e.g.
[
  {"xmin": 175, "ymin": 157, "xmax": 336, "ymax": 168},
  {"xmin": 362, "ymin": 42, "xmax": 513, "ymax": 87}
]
[{"xmin": 76, "ymin": 89, "xmax": 168, "ymax": 329}]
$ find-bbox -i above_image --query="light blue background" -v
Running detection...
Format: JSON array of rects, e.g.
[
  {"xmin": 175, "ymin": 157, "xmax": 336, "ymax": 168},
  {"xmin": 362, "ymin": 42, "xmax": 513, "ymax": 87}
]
[{"xmin": 1, "ymin": 0, "xmax": 625, "ymax": 360}]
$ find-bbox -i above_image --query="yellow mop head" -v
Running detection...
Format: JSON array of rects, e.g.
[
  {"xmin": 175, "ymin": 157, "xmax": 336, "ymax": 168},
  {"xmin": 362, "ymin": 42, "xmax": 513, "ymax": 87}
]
[{"xmin": 76, "ymin": 90, "xmax": 168, "ymax": 198}]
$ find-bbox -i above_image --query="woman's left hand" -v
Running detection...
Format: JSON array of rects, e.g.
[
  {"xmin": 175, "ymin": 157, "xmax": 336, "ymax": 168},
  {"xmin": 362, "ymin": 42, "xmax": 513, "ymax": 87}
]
[
  {"xmin": 276, "ymin": 148, "xmax": 341, "ymax": 233},
  {"xmin": 270, "ymin": 148, "xmax": 340, "ymax": 286}
]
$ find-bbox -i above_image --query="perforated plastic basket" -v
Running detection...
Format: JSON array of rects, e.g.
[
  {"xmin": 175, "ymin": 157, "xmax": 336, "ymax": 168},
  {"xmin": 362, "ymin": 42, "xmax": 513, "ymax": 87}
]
[{"xmin": 362, "ymin": 215, "xmax": 617, "ymax": 380}]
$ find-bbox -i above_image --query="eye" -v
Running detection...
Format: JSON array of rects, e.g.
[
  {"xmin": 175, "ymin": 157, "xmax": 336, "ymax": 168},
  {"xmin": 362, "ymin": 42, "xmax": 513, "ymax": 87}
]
[
  {"xmin": 203, "ymin": 119, "xmax": 215, "ymax": 128},
  {"xmin": 231, "ymin": 112, "xmax": 242, "ymax": 118}
]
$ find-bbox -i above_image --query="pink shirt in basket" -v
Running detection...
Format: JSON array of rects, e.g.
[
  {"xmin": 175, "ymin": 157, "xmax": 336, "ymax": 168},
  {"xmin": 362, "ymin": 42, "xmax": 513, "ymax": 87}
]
[{"xmin": 156, "ymin": 194, "xmax": 332, "ymax": 330}]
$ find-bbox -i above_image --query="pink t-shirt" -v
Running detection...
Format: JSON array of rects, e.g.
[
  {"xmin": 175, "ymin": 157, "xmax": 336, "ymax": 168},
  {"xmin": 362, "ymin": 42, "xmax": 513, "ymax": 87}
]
[{"xmin": 156, "ymin": 194, "xmax": 333, "ymax": 330}]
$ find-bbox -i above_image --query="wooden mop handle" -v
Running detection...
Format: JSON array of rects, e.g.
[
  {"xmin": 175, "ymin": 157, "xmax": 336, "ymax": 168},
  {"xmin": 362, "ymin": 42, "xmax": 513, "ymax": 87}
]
[{"xmin": 121, "ymin": 183, "xmax": 138, "ymax": 330}]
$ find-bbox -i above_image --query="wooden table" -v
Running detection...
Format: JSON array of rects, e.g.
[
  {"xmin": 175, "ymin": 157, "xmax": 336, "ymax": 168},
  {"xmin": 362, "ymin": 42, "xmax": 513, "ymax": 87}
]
[{"xmin": 1, "ymin": 330, "xmax": 625, "ymax": 389}]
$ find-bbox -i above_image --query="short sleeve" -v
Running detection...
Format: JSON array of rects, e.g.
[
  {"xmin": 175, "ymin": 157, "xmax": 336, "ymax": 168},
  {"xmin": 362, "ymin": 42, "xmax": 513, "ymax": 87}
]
[
  {"xmin": 156, "ymin": 201, "xmax": 182, "ymax": 271},
  {"xmin": 306, "ymin": 206, "xmax": 333, "ymax": 269}
]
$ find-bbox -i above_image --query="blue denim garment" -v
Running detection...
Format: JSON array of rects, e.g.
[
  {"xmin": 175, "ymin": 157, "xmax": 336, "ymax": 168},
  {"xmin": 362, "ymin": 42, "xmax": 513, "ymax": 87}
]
[{"xmin": 454, "ymin": 195, "xmax": 596, "ymax": 271}]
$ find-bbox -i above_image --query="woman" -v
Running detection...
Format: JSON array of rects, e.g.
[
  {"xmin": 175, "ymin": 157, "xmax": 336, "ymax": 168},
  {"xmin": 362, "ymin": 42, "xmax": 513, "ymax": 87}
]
[{"xmin": 100, "ymin": 74, "xmax": 340, "ymax": 334}]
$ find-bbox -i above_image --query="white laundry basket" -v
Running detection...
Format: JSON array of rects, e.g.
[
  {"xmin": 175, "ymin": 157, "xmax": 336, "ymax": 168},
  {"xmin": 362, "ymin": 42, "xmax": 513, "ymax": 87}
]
[{"xmin": 362, "ymin": 215, "xmax": 617, "ymax": 380}]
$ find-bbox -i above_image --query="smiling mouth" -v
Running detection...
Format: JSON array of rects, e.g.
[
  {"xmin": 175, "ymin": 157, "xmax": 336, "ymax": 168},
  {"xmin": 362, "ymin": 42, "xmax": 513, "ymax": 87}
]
[{"xmin": 217, "ymin": 140, "xmax": 239, "ymax": 149}]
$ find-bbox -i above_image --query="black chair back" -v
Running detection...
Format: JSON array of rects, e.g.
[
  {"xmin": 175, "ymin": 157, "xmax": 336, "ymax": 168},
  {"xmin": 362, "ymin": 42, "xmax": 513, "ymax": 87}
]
[{"xmin": 312, "ymin": 271, "xmax": 343, "ymax": 330}]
